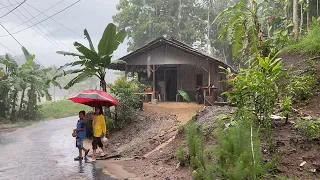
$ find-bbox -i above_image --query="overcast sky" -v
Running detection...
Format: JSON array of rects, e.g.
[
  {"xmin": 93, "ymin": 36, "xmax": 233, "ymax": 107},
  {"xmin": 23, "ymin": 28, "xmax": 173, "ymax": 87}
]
[{"xmin": 0, "ymin": 0, "xmax": 127, "ymax": 71}]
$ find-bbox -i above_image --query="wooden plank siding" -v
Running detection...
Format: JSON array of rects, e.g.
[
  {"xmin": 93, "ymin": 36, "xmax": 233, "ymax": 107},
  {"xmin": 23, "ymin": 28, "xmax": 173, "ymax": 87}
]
[{"xmin": 112, "ymin": 37, "xmax": 233, "ymax": 102}]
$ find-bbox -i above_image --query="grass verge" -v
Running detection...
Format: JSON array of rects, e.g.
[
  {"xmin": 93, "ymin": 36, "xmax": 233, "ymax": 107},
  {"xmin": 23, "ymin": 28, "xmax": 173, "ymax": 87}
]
[{"xmin": 38, "ymin": 100, "xmax": 92, "ymax": 119}]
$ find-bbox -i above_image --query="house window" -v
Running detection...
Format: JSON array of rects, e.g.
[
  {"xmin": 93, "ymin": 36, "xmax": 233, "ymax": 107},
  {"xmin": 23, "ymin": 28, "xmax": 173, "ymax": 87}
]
[{"xmin": 196, "ymin": 74, "xmax": 203, "ymax": 86}]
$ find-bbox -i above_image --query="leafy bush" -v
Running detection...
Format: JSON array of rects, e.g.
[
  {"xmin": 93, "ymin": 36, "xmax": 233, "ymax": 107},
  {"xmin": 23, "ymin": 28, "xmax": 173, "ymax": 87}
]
[
  {"xmin": 280, "ymin": 96, "xmax": 292, "ymax": 123},
  {"xmin": 212, "ymin": 54, "xmax": 282, "ymax": 179},
  {"xmin": 105, "ymin": 116, "xmax": 114, "ymax": 134},
  {"xmin": 176, "ymin": 146, "xmax": 186, "ymax": 167},
  {"xmin": 296, "ymin": 117, "xmax": 320, "ymax": 139},
  {"xmin": 285, "ymin": 74, "xmax": 317, "ymax": 104},
  {"xmin": 38, "ymin": 100, "xmax": 91, "ymax": 119},
  {"xmin": 224, "ymin": 54, "xmax": 282, "ymax": 132},
  {"xmin": 108, "ymin": 76, "xmax": 142, "ymax": 129}
]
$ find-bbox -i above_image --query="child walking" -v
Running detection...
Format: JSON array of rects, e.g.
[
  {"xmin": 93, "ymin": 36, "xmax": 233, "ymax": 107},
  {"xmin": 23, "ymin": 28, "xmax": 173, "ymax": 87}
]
[
  {"xmin": 87, "ymin": 107, "xmax": 108, "ymax": 162},
  {"xmin": 74, "ymin": 110, "xmax": 90, "ymax": 161}
]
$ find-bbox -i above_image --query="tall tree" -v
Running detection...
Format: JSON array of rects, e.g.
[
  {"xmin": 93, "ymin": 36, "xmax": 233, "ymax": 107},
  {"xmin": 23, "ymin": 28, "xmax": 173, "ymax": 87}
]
[
  {"xmin": 113, "ymin": 0, "xmax": 238, "ymax": 65},
  {"xmin": 113, "ymin": 0, "xmax": 206, "ymax": 52}
]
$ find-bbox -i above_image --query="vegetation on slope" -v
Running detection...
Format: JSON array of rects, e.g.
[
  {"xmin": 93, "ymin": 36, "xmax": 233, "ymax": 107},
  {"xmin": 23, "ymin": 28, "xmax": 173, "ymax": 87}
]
[{"xmin": 285, "ymin": 22, "xmax": 320, "ymax": 55}]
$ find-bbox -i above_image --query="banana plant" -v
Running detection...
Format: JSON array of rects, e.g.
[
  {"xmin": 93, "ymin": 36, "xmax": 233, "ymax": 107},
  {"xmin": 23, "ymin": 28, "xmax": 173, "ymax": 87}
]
[
  {"xmin": 21, "ymin": 48, "xmax": 60, "ymax": 119},
  {"xmin": 54, "ymin": 23, "xmax": 126, "ymax": 92},
  {"xmin": 0, "ymin": 47, "xmax": 60, "ymax": 120},
  {"xmin": 0, "ymin": 50, "xmax": 35, "ymax": 121}
]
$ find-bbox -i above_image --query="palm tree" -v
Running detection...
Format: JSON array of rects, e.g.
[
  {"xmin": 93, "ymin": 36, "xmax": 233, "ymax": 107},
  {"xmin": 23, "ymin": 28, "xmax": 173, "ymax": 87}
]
[{"xmin": 54, "ymin": 23, "xmax": 126, "ymax": 92}]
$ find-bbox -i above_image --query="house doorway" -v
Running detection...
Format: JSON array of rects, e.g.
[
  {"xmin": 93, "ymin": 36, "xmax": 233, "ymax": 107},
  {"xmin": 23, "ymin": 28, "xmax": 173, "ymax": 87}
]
[{"xmin": 165, "ymin": 68, "xmax": 177, "ymax": 101}]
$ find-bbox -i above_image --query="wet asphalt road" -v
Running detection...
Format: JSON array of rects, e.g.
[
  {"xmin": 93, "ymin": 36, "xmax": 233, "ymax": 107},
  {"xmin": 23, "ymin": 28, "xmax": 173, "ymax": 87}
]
[{"xmin": 0, "ymin": 117, "xmax": 116, "ymax": 180}]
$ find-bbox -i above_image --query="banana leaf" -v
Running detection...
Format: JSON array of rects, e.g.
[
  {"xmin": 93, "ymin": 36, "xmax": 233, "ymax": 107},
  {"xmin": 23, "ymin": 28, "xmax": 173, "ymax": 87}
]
[{"xmin": 178, "ymin": 89, "xmax": 191, "ymax": 102}]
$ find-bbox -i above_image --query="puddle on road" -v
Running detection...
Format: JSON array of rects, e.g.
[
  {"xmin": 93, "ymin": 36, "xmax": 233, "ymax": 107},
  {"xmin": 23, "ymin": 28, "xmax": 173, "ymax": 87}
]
[{"xmin": 97, "ymin": 159, "xmax": 140, "ymax": 180}]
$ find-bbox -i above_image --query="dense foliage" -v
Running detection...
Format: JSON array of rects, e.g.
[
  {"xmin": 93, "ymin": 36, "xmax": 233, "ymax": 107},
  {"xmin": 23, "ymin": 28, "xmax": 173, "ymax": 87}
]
[
  {"xmin": 108, "ymin": 76, "xmax": 144, "ymax": 129},
  {"xmin": 113, "ymin": 0, "xmax": 237, "ymax": 63},
  {"xmin": 0, "ymin": 47, "xmax": 59, "ymax": 121}
]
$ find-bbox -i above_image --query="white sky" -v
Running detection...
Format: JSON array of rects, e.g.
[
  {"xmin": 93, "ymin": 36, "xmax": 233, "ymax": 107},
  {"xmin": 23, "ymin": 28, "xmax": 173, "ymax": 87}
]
[{"xmin": 0, "ymin": 0, "xmax": 127, "ymax": 68}]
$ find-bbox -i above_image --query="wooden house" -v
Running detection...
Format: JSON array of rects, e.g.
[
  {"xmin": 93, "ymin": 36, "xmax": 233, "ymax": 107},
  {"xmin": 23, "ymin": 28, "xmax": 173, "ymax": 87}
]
[{"xmin": 110, "ymin": 37, "xmax": 233, "ymax": 105}]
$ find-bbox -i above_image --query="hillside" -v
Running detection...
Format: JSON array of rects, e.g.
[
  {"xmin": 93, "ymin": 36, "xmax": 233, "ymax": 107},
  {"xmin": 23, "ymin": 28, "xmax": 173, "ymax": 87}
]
[{"xmin": 280, "ymin": 52, "xmax": 320, "ymax": 117}]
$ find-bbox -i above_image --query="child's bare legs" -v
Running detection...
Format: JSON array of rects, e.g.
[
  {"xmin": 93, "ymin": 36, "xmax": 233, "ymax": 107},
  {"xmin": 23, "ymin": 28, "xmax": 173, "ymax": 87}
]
[
  {"xmin": 82, "ymin": 147, "xmax": 89, "ymax": 157},
  {"xmin": 78, "ymin": 148, "xmax": 83, "ymax": 158}
]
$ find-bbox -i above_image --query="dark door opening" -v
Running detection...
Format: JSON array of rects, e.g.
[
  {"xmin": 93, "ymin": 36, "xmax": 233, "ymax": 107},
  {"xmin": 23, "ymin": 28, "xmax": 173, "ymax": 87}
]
[
  {"xmin": 165, "ymin": 69, "xmax": 177, "ymax": 101},
  {"xmin": 196, "ymin": 74, "xmax": 203, "ymax": 86}
]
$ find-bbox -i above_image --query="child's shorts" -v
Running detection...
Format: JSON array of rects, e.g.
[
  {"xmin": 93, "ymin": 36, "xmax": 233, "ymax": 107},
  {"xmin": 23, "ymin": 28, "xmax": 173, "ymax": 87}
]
[
  {"xmin": 76, "ymin": 138, "xmax": 84, "ymax": 148},
  {"xmin": 92, "ymin": 136, "xmax": 103, "ymax": 150}
]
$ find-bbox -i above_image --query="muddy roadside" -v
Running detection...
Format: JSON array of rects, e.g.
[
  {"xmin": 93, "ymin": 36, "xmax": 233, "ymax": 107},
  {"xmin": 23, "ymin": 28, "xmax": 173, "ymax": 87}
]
[
  {"xmin": 90, "ymin": 101, "xmax": 320, "ymax": 180},
  {"xmin": 84, "ymin": 102, "xmax": 203, "ymax": 180}
]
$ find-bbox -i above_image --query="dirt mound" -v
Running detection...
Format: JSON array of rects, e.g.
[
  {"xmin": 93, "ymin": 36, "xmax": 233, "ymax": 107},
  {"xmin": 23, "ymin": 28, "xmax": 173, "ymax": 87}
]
[
  {"xmin": 96, "ymin": 103, "xmax": 201, "ymax": 179},
  {"xmin": 108, "ymin": 109, "xmax": 180, "ymax": 158}
]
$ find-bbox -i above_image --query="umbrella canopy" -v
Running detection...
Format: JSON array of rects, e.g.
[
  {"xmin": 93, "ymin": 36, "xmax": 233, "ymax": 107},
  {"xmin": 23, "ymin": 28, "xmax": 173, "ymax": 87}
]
[{"xmin": 68, "ymin": 89, "xmax": 119, "ymax": 107}]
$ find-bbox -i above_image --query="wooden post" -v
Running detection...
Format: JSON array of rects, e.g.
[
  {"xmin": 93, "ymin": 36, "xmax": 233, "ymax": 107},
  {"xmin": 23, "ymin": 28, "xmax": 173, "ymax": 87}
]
[
  {"xmin": 208, "ymin": 62, "xmax": 211, "ymax": 95},
  {"xmin": 152, "ymin": 64, "xmax": 156, "ymax": 99},
  {"xmin": 125, "ymin": 64, "xmax": 128, "ymax": 78}
]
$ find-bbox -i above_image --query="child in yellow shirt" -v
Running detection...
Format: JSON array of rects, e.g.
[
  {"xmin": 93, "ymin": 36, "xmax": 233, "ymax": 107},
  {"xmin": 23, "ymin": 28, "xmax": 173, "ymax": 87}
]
[{"xmin": 88, "ymin": 107, "xmax": 107, "ymax": 162}]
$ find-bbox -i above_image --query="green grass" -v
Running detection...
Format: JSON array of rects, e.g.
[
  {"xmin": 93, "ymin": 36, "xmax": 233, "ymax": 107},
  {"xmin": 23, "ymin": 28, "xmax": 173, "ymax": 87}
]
[
  {"xmin": 285, "ymin": 24, "xmax": 320, "ymax": 54},
  {"xmin": 38, "ymin": 100, "xmax": 92, "ymax": 119}
]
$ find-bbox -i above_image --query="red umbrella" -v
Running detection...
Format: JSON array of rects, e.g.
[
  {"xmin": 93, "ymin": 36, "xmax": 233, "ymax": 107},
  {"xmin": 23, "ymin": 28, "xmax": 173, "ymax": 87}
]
[{"xmin": 68, "ymin": 89, "xmax": 119, "ymax": 107}]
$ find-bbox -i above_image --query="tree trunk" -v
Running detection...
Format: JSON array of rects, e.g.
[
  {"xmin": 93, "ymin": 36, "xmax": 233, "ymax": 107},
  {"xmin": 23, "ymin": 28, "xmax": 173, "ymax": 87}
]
[
  {"xmin": 27, "ymin": 84, "xmax": 36, "ymax": 115},
  {"xmin": 0, "ymin": 88, "xmax": 9, "ymax": 118},
  {"xmin": 317, "ymin": 0, "xmax": 319, "ymax": 17},
  {"xmin": 307, "ymin": 0, "xmax": 310, "ymax": 31},
  {"xmin": 300, "ymin": 4, "xmax": 304, "ymax": 34},
  {"xmin": 100, "ymin": 80, "xmax": 107, "ymax": 92},
  {"xmin": 100, "ymin": 79, "xmax": 111, "ymax": 117},
  {"xmin": 10, "ymin": 90, "xmax": 18, "ymax": 121},
  {"xmin": 18, "ymin": 88, "xmax": 26, "ymax": 118},
  {"xmin": 293, "ymin": 0, "xmax": 299, "ymax": 41}
]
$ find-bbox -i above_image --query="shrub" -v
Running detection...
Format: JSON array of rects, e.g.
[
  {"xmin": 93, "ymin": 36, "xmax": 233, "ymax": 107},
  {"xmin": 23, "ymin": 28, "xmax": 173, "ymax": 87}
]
[
  {"xmin": 224, "ymin": 54, "xmax": 282, "ymax": 133},
  {"xmin": 108, "ymin": 76, "xmax": 142, "ymax": 129},
  {"xmin": 279, "ymin": 96, "xmax": 292, "ymax": 123},
  {"xmin": 105, "ymin": 116, "xmax": 114, "ymax": 134},
  {"xmin": 285, "ymin": 74, "xmax": 317, "ymax": 104},
  {"xmin": 296, "ymin": 117, "xmax": 320, "ymax": 139},
  {"xmin": 213, "ymin": 119, "xmax": 273, "ymax": 180},
  {"xmin": 176, "ymin": 146, "xmax": 186, "ymax": 167}
]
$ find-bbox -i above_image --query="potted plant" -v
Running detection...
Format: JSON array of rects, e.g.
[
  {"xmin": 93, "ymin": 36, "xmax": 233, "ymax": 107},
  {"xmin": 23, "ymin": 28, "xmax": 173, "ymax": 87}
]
[{"xmin": 145, "ymin": 86, "xmax": 152, "ymax": 92}]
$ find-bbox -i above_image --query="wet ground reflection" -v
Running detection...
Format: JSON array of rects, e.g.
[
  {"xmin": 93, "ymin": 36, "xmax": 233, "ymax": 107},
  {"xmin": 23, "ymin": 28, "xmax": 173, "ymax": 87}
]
[{"xmin": 0, "ymin": 117, "xmax": 116, "ymax": 180}]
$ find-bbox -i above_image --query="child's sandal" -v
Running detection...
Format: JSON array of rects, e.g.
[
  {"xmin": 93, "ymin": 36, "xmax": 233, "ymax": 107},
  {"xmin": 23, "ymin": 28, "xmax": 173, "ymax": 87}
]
[{"xmin": 74, "ymin": 156, "xmax": 83, "ymax": 161}]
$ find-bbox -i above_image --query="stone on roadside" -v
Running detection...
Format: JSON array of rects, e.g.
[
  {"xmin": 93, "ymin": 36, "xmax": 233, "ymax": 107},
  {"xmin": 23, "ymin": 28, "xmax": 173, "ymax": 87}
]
[{"xmin": 300, "ymin": 161, "xmax": 307, "ymax": 167}]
